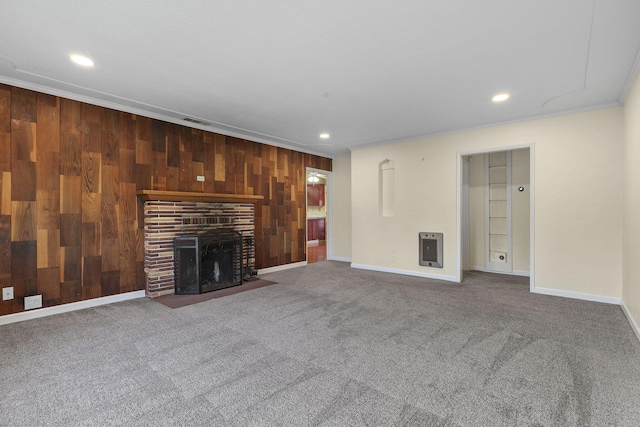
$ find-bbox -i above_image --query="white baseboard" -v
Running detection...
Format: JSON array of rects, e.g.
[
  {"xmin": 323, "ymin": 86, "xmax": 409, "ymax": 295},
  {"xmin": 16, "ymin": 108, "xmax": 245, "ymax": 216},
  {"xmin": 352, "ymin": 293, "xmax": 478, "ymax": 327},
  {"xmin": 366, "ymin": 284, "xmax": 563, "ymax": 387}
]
[
  {"xmin": 328, "ymin": 256, "xmax": 352, "ymax": 263},
  {"xmin": 350, "ymin": 263, "xmax": 458, "ymax": 283},
  {"xmin": 469, "ymin": 266, "xmax": 530, "ymax": 277},
  {"xmin": 512, "ymin": 270, "xmax": 531, "ymax": 277},
  {"xmin": 0, "ymin": 290, "xmax": 146, "ymax": 326},
  {"xmin": 532, "ymin": 287, "xmax": 620, "ymax": 305},
  {"xmin": 621, "ymin": 300, "xmax": 640, "ymax": 343},
  {"xmin": 258, "ymin": 261, "xmax": 307, "ymax": 275}
]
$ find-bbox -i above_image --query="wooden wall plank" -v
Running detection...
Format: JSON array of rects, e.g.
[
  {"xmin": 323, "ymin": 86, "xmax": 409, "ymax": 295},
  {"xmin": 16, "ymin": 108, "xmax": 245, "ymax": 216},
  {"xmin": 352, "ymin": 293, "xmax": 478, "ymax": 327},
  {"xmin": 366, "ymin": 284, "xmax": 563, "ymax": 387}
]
[
  {"xmin": 81, "ymin": 103, "xmax": 101, "ymax": 123},
  {"xmin": 102, "ymin": 165, "xmax": 120, "ymax": 204},
  {"xmin": 192, "ymin": 130, "xmax": 203, "ymax": 162},
  {"xmin": 224, "ymin": 139, "xmax": 236, "ymax": 193},
  {"xmin": 136, "ymin": 140, "xmax": 152, "ymax": 165},
  {"xmin": 167, "ymin": 135, "xmax": 180, "ymax": 167},
  {"xmin": 136, "ymin": 116, "xmax": 152, "ymax": 142},
  {"xmin": 11, "ymin": 88, "xmax": 36, "ymax": 123},
  {"xmin": 119, "ymin": 148, "xmax": 136, "ymax": 184},
  {"xmin": 81, "ymin": 105, "xmax": 101, "ymax": 153},
  {"xmin": 119, "ymin": 112, "xmax": 135, "ymax": 150},
  {"xmin": 11, "ymin": 201, "xmax": 36, "ymax": 241},
  {"xmin": 60, "ymin": 98, "xmax": 81, "ymax": 133},
  {"xmin": 37, "ymin": 266, "xmax": 61, "ymax": 305},
  {"xmin": 60, "ymin": 246, "xmax": 81, "ymax": 282},
  {"xmin": 101, "ymin": 270, "xmax": 120, "ymax": 296},
  {"xmin": 36, "ymin": 151, "xmax": 60, "ymax": 191},
  {"xmin": 82, "ymin": 284, "xmax": 102, "ymax": 300},
  {"xmin": 36, "ymin": 229, "xmax": 59, "ymax": 269},
  {"xmin": 101, "ymin": 239, "xmax": 119, "ymax": 272},
  {"xmin": 60, "ymin": 132, "xmax": 82, "ymax": 176},
  {"xmin": 151, "ymin": 175, "xmax": 166, "ymax": 191},
  {"xmin": 102, "ymin": 204, "xmax": 118, "ymax": 240},
  {"xmin": 60, "ymin": 280, "xmax": 81, "ymax": 304},
  {"xmin": 82, "ymin": 222, "xmax": 101, "ymax": 257},
  {"xmin": 151, "ymin": 121, "xmax": 166, "ymax": 152},
  {"xmin": 152, "ymin": 152, "xmax": 167, "ymax": 186},
  {"xmin": 11, "ymin": 120, "xmax": 36, "ymax": 162},
  {"xmin": 0, "ymin": 132, "xmax": 10, "ymax": 172},
  {"xmin": 203, "ymin": 136, "xmax": 214, "ymax": 171},
  {"xmin": 60, "ymin": 175, "xmax": 81, "ymax": 213},
  {"xmin": 119, "ymin": 230, "xmax": 137, "ymax": 292},
  {"xmin": 0, "ymin": 300, "xmax": 11, "ymax": 316},
  {"xmin": 0, "ymin": 171, "xmax": 11, "ymax": 215},
  {"xmin": 0, "ymin": 84, "xmax": 10, "ymax": 133},
  {"xmin": 0, "ymin": 215, "xmax": 10, "ymax": 286},
  {"xmin": 60, "ymin": 213, "xmax": 81, "ymax": 247},
  {"xmin": 179, "ymin": 151, "xmax": 192, "ymax": 189},
  {"xmin": 82, "ymin": 152, "xmax": 102, "ymax": 194},
  {"xmin": 36, "ymin": 93, "xmax": 60, "ymax": 153},
  {"xmin": 82, "ymin": 256, "xmax": 102, "ymax": 287},
  {"xmin": 166, "ymin": 166, "xmax": 179, "ymax": 191},
  {"xmin": 101, "ymin": 108, "xmax": 119, "ymax": 166},
  {"xmin": 81, "ymin": 119, "xmax": 102, "ymax": 153},
  {"xmin": 136, "ymin": 164, "xmax": 152, "ymax": 192},
  {"xmin": 11, "ymin": 240, "xmax": 37, "ymax": 282},
  {"xmin": 81, "ymin": 192, "xmax": 101, "ymax": 223},
  {"xmin": 60, "ymin": 98, "xmax": 82, "ymax": 176},
  {"xmin": 119, "ymin": 183, "xmax": 137, "ymax": 228},
  {"xmin": 11, "ymin": 160, "xmax": 35, "ymax": 201}
]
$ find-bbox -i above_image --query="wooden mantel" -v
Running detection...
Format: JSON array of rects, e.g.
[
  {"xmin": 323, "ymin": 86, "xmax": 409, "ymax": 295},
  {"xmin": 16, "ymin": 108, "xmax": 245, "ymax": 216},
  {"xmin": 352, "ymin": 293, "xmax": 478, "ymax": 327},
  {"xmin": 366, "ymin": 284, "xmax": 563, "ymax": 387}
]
[{"xmin": 137, "ymin": 190, "xmax": 264, "ymax": 203}]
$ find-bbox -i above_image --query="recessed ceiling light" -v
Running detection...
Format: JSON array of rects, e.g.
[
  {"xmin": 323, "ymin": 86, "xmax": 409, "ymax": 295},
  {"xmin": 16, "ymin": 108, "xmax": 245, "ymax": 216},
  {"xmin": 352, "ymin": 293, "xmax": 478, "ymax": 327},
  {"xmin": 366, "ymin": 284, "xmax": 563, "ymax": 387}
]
[
  {"xmin": 492, "ymin": 93, "xmax": 510, "ymax": 102},
  {"xmin": 70, "ymin": 54, "xmax": 95, "ymax": 67},
  {"xmin": 319, "ymin": 133, "xmax": 330, "ymax": 139}
]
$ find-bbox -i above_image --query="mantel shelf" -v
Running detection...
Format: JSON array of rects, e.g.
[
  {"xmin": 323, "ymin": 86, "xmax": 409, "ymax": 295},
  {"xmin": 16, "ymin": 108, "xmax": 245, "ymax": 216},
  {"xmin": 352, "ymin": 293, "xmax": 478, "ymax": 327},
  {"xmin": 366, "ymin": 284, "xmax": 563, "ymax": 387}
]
[{"xmin": 137, "ymin": 190, "xmax": 263, "ymax": 203}]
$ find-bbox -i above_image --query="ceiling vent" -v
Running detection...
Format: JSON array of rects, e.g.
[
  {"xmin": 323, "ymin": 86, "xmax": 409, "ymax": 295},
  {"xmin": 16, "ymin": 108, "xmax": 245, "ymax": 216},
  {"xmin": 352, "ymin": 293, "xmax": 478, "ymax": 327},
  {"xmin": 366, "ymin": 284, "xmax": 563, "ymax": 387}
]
[{"xmin": 183, "ymin": 117, "xmax": 211, "ymax": 126}]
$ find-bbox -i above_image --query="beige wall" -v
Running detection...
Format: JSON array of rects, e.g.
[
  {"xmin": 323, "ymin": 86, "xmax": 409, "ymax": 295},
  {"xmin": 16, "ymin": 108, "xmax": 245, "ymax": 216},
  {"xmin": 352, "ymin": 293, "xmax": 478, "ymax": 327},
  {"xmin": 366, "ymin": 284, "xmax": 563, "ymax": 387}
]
[
  {"xmin": 468, "ymin": 149, "xmax": 530, "ymax": 274},
  {"xmin": 623, "ymin": 71, "xmax": 640, "ymax": 333},
  {"xmin": 330, "ymin": 156, "xmax": 352, "ymax": 260},
  {"xmin": 352, "ymin": 107, "xmax": 624, "ymax": 299}
]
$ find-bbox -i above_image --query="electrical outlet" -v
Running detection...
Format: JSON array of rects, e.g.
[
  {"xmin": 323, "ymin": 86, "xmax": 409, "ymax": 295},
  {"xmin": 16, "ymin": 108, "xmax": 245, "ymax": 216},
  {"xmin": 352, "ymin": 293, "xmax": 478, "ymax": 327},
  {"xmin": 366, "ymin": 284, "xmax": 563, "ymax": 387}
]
[
  {"xmin": 2, "ymin": 287, "xmax": 14, "ymax": 301},
  {"xmin": 24, "ymin": 295, "xmax": 42, "ymax": 310},
  {"xmin": 196, "ymin": 175, "xmax": 205, "ymax": 182}
]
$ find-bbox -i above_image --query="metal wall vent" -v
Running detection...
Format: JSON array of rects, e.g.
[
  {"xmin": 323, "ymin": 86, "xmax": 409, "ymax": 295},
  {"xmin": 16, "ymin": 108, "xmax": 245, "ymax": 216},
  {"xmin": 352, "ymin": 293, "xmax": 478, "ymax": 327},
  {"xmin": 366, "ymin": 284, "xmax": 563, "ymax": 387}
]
[
  {"xmin": 419, "ymin": 232, "xmax": 443, "ymax": 268},
  {"xmin": 183, "ymin": 117, "xmax": 211, "ymax": 126}
]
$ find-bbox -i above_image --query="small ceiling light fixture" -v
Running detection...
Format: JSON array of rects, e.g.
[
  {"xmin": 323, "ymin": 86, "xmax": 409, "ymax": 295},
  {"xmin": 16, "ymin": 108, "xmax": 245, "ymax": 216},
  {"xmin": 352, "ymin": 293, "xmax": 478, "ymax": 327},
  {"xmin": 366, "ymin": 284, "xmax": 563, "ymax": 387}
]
[
  {"xmin": 492, "ymin": 93, "xmax": 510, "ymax": 102},
  {"xmin": 319, "ymin": 133, "xmax": 330, "ymax": 139},
  {"xmin": 307, "ymin": 172, "xmax": 320, "ymax": 183},
  {"xmin": 70, "ymin": 54, "xmax": 95, "ymax": 67}
]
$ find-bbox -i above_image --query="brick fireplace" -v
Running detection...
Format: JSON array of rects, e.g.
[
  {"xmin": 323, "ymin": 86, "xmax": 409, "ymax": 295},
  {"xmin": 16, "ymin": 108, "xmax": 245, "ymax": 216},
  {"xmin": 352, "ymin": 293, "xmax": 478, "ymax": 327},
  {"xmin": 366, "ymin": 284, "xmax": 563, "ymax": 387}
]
[{"xmin": 138, "ymin": 191, "xmax": 263, "ymax": 297}]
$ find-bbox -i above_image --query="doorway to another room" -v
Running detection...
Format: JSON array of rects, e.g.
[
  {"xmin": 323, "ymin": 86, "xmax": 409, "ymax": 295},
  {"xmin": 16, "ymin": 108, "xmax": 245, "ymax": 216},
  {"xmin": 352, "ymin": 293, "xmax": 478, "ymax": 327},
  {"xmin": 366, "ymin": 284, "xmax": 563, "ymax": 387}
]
[{"xmin": 306, "ymin": 169, "xmax": 328, "ymax": 264}]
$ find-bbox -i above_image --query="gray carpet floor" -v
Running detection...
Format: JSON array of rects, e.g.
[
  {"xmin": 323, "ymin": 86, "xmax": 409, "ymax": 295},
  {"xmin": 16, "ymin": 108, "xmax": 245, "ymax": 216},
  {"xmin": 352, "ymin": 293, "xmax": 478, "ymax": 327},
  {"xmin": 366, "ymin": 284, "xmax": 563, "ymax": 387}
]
[{"xmin": 1, "ymin": 261, "xmax": 639, "ymax": 426}]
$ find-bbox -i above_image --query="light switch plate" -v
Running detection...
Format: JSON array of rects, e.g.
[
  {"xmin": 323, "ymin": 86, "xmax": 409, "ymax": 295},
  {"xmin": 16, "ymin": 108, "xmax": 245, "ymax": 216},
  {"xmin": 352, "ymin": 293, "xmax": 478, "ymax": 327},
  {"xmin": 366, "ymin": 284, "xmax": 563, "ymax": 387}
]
[{"xmin": 2, "ymin": 287, "xmax": 13, "ymax": 301}]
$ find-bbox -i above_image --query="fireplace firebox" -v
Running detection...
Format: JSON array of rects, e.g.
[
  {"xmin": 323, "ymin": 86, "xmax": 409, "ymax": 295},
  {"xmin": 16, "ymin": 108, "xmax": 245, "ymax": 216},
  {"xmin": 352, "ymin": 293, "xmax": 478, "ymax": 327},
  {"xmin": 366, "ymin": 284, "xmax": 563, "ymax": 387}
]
[{"xmin": 174, "ymin": 230, "xmax": 243, "ymax": 294}]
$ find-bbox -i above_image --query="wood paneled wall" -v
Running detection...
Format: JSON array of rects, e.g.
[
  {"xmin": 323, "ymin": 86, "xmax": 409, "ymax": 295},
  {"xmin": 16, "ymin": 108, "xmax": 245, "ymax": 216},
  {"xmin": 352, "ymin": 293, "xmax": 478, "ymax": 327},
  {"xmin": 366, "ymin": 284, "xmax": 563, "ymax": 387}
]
[{"xmin": 0, "ymin": 84, "xmax": 331, "ymax": 315}]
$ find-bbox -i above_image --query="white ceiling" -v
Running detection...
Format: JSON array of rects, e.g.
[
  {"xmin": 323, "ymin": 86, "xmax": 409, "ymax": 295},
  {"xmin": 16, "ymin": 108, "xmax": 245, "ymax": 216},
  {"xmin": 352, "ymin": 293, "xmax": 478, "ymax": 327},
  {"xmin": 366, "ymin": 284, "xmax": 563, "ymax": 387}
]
[{"xmin": 2, "ymin": 0, "xmax": 640, "ymax": 158}]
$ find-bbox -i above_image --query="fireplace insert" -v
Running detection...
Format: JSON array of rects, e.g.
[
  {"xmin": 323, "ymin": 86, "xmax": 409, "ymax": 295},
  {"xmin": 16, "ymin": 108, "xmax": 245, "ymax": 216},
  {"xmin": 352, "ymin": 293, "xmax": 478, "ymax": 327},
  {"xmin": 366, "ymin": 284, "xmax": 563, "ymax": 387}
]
[{"xmin": 174, "ymin": 229, "xmax": 243, "ymax": 294}]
